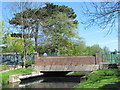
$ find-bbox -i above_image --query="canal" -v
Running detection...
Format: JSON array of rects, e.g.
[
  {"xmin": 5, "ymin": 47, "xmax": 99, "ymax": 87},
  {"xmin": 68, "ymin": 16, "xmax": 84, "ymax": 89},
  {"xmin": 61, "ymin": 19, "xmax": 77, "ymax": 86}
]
[{"xmin": 2, "ymin": 72, "xmax": 87, "ymax": 89}]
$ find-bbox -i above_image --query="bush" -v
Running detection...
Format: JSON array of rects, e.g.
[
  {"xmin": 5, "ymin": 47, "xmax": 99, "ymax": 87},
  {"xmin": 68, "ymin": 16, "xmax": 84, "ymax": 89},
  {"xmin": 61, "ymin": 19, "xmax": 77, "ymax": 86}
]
[{"xmin": 26, "ymin": 59, "xmax": 34, "ymax": 65}]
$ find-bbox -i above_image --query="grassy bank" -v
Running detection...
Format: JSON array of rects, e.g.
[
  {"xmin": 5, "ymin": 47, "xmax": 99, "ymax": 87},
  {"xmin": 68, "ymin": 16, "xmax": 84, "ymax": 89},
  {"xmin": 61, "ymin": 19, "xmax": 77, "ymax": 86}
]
[
  {"xmin": 1, "ymin": 68, "xmax": 35, "ymax": 84},
  {"xmin": 74, "ymin": 69, "xmax": 120, "ymax": 88},
  {"xmin": 0, "ymin": 65, "xmax": 11, "ymax": 69}
]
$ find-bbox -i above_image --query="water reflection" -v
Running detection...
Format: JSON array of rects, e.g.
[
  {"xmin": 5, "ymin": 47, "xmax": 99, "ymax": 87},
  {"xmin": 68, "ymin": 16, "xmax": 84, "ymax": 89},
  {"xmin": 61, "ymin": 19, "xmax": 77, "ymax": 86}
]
[{"xmin": 5, "ymin": 76, "xmax": 81, "ymax": 88}]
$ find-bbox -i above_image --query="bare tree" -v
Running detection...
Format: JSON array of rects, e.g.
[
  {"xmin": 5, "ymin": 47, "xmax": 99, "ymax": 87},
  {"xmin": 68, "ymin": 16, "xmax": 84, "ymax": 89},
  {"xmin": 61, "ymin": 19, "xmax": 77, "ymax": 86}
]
[
  {"xmin": 81, "ymin": 2, "xmax": 119, "ymax": 32},
  {"xmin": 81, "ymin": 1, "xmax": 120, "ymax": 51}
]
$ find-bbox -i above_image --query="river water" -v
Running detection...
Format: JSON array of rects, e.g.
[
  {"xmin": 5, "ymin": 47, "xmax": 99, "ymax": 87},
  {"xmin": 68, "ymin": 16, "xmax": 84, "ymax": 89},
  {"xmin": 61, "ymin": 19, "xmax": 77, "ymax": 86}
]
[{"xmin": 2, "ymin": 74, "xmax": 85, "ymax": 89}]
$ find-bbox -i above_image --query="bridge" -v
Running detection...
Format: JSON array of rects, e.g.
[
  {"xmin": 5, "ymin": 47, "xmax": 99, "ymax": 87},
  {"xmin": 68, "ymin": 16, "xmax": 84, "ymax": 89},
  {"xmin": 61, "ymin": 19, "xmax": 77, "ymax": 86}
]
[{"xmin": 34, "ymin": 52, "xmax": 110, "ymax": 72}]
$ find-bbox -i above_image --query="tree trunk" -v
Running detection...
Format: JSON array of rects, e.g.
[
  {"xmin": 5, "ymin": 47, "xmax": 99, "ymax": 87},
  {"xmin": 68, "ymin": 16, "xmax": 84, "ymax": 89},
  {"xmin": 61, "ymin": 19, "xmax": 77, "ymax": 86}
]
[
  {"xmin": 35, "ymin": 23, "xmax": 39, "ymax": 52},
  {"xmin": 22, "ymin": 30, "xmax": 27, "ymax": 68}
]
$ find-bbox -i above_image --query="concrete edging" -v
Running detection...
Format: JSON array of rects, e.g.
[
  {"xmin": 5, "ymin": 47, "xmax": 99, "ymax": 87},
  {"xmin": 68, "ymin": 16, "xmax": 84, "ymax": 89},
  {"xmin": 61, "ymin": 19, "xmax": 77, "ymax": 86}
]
[{"xmin": 9, "ymin": 72, "xmax": 43, "ymax": 83}]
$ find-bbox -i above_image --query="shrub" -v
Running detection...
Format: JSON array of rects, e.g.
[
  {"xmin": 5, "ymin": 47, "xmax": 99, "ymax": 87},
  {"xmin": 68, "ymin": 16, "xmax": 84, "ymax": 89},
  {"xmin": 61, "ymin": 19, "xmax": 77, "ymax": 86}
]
[{"xmin": 26, "ymin": 59, "xmax": 34, "ymax": 65}]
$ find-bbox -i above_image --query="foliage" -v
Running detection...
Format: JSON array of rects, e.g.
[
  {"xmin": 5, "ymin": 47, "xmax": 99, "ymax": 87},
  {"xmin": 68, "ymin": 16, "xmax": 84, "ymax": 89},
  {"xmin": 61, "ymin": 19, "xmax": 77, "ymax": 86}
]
[
  {"xmin": 1, "ymin": 68, "xmax": 35, "ymax": 84},
  {"xmin": 2, "ymin": 33, "xmax": 34, "ymax": 67},
  {"xmin": 74, "ymin": 69, "xmax": 120, "ymax": 88},
  {"xmin": 38, "ymin": 38, "xmax": 87, "ymax": 55},
  {"xmin": 2, "ymin": 34, "xmax": 34, "ymax": 53},
  {"xmin": 8, "ymin": 3, "xmax": 104, "ymax": 56},
  {"xmin": 38, "ymin": 39, "xmax": 103, "ymax": 56},
  {"xmin": 41, "ymin": 3, "xmax": 78, "ymax": 54},
  {"xmin": 0, "ymin": 20, "xmax": 6, "ymax": 53},
  {"xmin": 85, "ymin": 44, "xmax": 102, "ymax": 55},
  {"xmin": 38, "ymin": 44, "xmax": 57, "ymax": 54},
  {"xmin": 0, "ymin": 20, "xmax": 6, "ymax": 42},
  {"xmin": 57, "ymin": 39, "xmax": 85, "ymax": 56},
  {"xmin": 9, "ymin": 3, "xmax": 78, "ymax": 52},
  {"xmin": 41, "ymin": 12, "xmax": 78, "ymax": 54},
  {"xmin": 67, "ymin": 40, "xmax": 87, "ymax": 55},
  {"xmin": 25, "ymin": 59, "xmax": 34, "ymax": 65}
]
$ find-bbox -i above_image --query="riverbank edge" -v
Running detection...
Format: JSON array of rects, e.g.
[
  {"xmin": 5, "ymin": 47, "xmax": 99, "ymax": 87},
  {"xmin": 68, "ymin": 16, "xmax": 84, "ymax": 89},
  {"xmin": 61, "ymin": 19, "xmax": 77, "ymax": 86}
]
[
  {"xmin": 73, "ymin": 69, "xmax": 120, "ymax": 89},
  {"xmin": 9, "ymin": 71, "xmax": 43, "ymax": 83},
  {"xmin": 1, "ymin": 68, "xmax": 37, "ymax": 85}
]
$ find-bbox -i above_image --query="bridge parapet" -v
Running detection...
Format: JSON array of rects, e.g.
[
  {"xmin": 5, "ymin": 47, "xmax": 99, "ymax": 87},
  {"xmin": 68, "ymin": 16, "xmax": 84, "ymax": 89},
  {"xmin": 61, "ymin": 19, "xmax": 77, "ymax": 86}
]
[
  {"xmin": 34, "ymin": 52, "xmax": 103, "ymax": 71},
  {"xmin": 35, "ymin": 56, "xmax": 96, "ymax": 65},
  {"xmin": 34, "ymin": 52, "xmax": 102, "ymax": 65}
]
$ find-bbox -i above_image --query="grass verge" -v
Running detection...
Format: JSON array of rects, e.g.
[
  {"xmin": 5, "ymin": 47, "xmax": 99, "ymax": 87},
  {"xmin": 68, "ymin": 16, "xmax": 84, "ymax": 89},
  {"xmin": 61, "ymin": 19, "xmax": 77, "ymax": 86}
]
[
  {"xmin": 1, "ymin": 68, "xmax": 35, "ymax": 84},
  {"xmin": 0, "ymin": 65, "xmax": 11, "ymax": 69},
  {"xmin": 73, "ymin": 69, "xmax": 120, "ymax": 89}
]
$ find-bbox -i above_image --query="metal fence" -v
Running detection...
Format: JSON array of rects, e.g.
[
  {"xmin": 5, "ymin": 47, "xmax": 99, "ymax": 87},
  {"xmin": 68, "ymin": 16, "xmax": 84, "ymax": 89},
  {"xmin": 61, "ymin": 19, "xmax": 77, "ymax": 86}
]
[
  {"xmin": 99, "ymin": 51, "xmax": 120, "ymax": 64},
  {"xmin": 0, "ymin": 53, "xmax": 34, "ymax": 65},
  {"xmin": 0, "ymin": 53, "xmax": 59, "ymax": 65},
  {"xmin": 39, "ymin": 53, "xmax": 59, "ymax": 56},
  {"xmin": 104, "ymin": 53, "xmax": 120, "ymax": 64}
]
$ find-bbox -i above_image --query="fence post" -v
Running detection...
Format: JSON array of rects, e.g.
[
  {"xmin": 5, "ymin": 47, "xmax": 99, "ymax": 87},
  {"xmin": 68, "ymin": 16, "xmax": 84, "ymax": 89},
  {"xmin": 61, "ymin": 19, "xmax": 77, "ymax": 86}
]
[
  {"xmin": 102, "ymin": 54, "xmax": 105, "ymax": 62},
  {"xmin": 95, "ymin": 52, "xmax": 101, "ymax": 64},
  {"xmin": 34, "ymin": 52, "xmax": 39, "ymax": 65}
]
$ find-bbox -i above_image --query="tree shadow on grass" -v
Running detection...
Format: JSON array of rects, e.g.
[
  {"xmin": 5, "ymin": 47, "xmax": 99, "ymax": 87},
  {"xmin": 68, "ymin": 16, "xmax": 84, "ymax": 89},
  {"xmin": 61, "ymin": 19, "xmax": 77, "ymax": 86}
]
[{"xmin": 99, "ymin": 82, "xmax": 120, "ymax": 90}]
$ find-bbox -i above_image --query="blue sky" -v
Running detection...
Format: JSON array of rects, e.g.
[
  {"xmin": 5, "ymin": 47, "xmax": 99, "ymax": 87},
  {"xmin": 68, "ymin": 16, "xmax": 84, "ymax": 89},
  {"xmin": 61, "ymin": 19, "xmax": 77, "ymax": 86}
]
[
  {"xmin": 52, "ymin": 2, "xmax": 118, "ymax": 51},
  {"xmin": 1, "ymin": 2, "xmax": 118, "ymax": 51}
]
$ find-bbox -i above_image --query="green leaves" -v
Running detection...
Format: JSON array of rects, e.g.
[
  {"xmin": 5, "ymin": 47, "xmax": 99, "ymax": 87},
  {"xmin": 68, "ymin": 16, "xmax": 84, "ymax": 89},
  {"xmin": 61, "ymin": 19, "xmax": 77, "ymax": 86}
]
[
  {"xmin": 9, "ymin": 3, "xmax": 78, "ymax": 53},
  {"xmin": 86, "ymin": 44, "xmax": 102, "ymax": 55},
  {"xmin": 8, "ymin": 3, "xmax": 104, "ymax": 55},
  {"xmin": 2, "ymin": 34, "xmax": 34, "ymax": 53},
  {"xmin": 0, "ymin": 20, "xmax": 6, "ymax": 45}
]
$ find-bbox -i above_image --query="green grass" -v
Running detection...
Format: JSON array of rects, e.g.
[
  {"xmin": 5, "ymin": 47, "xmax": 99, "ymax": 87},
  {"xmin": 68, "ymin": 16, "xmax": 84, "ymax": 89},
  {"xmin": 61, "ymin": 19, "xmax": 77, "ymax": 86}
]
[
  {"xmin": 73, "ymin": 69, "xmax": 120, "ymax": 89},
  {"xmin": 0, "ymin": 65, "xmax": 11, "ymax": 69},
  {"xmin": 1, "ymin": 68, "xmax": 35, "ymax": 84}
]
